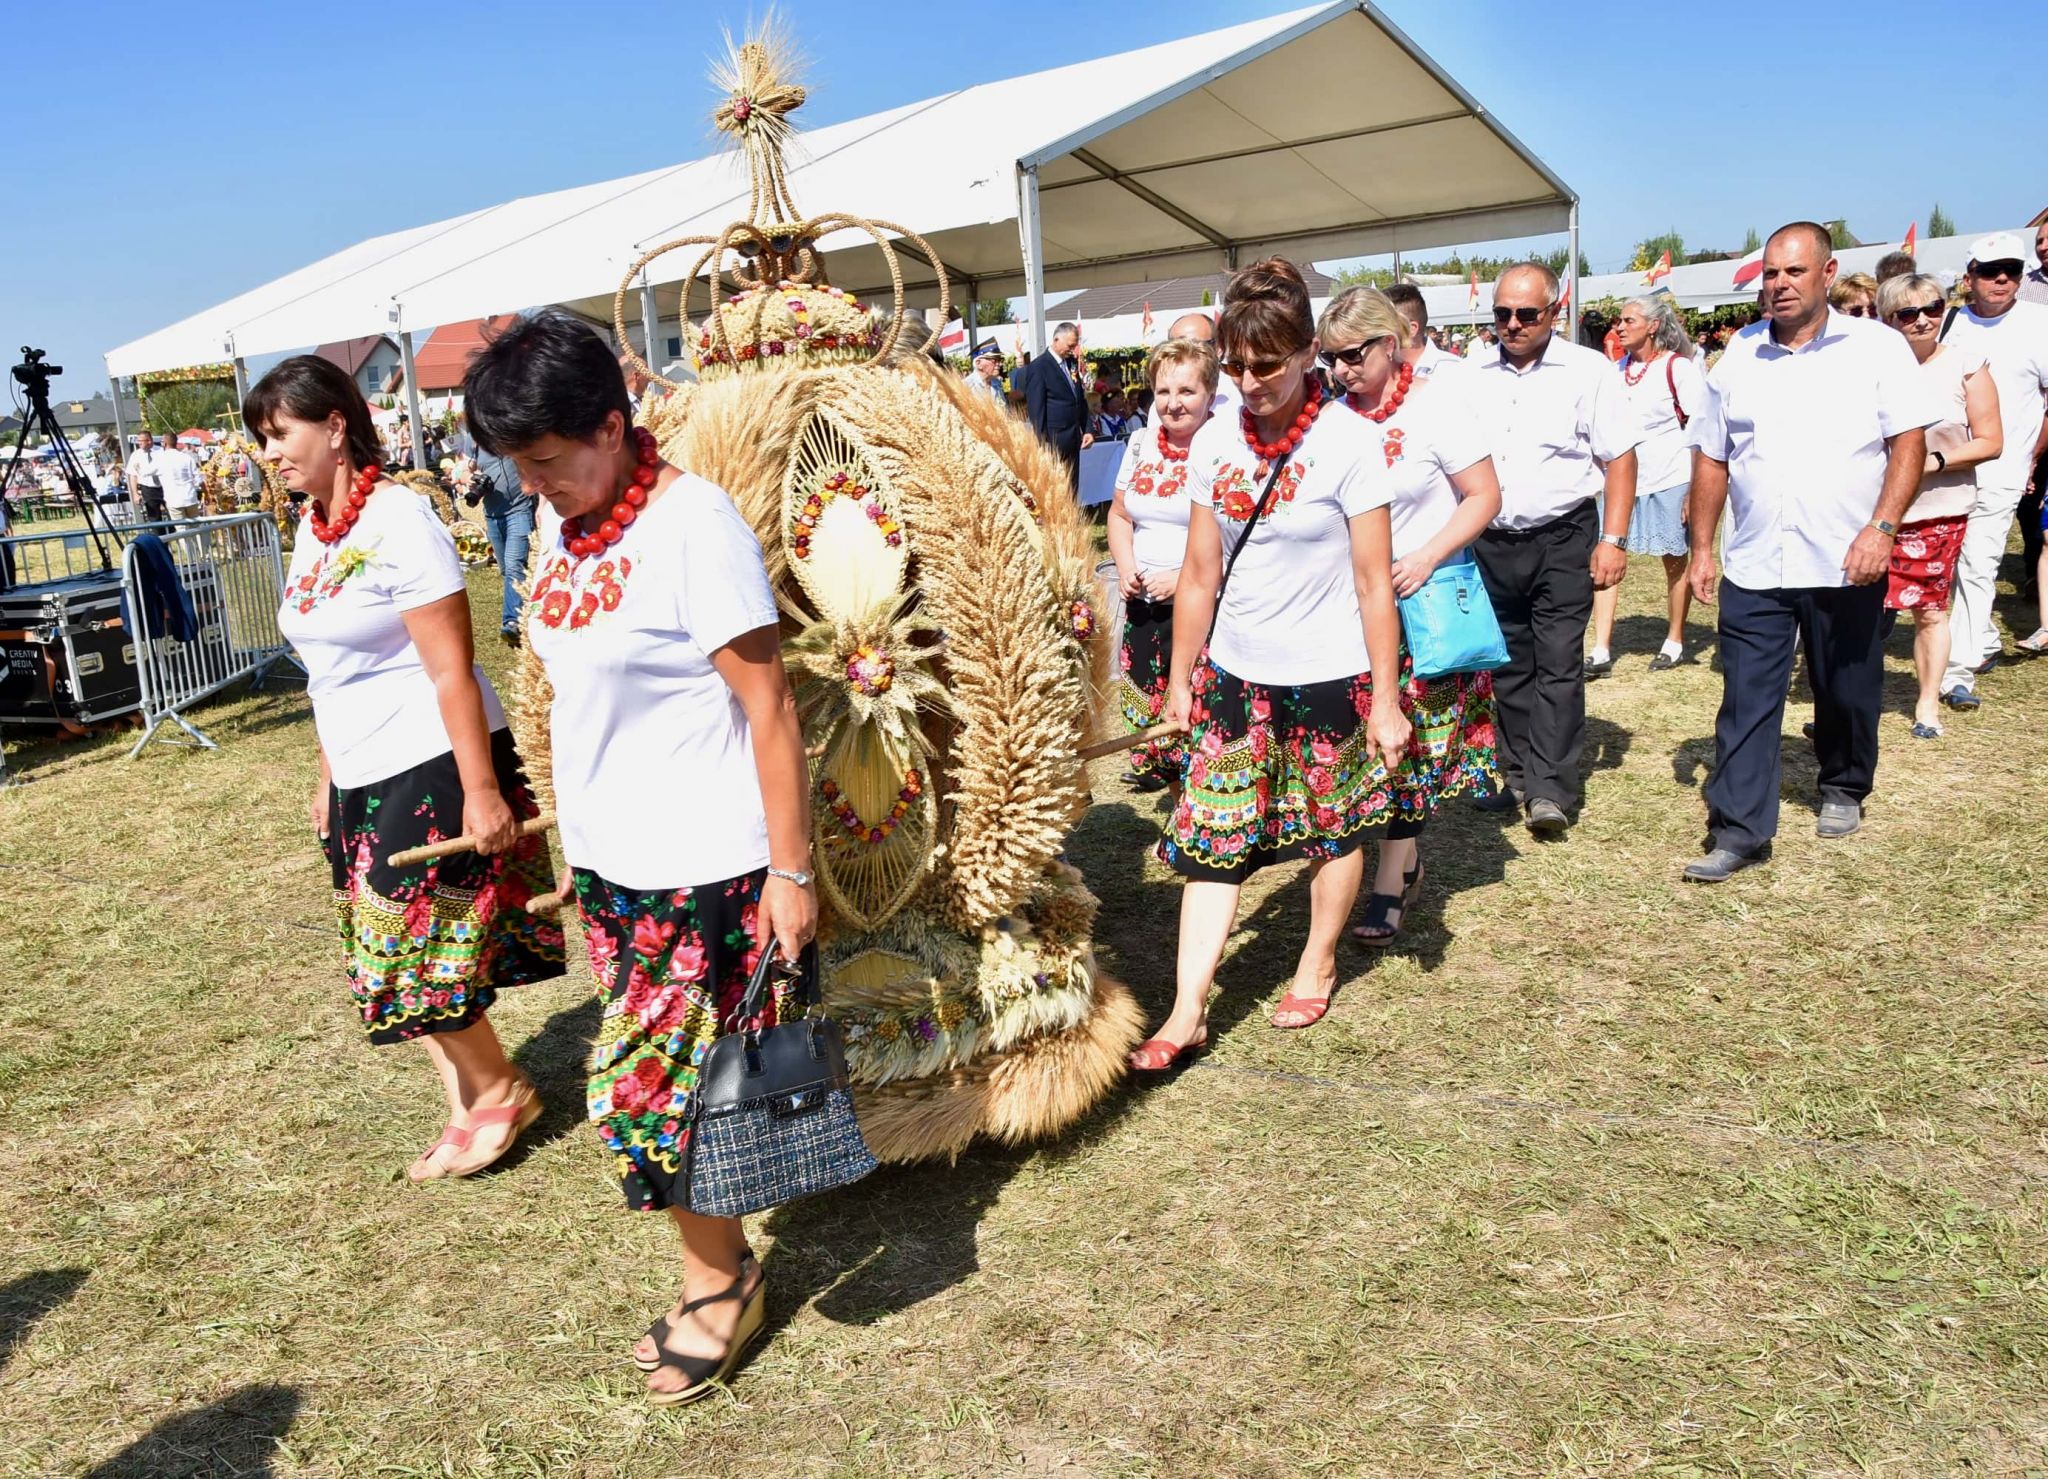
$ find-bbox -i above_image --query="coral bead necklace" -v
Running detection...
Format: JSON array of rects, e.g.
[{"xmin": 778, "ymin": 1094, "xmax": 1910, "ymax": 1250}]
[
  {"xmin": 1239, "ymin": 376, "xmax": 1326, "ymax": 461},
  {"xmin": 1349, "ymin": 360, "xmax": 1416, "ymax": 423},
  {"xmin": 562, "ymin": 427, "xmax": 661, "ymax": 560},
  {"xmin": 309, "ymin": 461, "xmax": 381, "ymax": 545},
  {"xmin": 1156, "ymin": 425, "xmax": 1190, "ymax": 463}
]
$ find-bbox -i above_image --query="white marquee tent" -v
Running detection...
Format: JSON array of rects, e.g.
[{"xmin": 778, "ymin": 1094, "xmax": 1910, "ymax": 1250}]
[{"xmin": 103, "ymin": 2, "xmax": 1577, "ymax": 444}]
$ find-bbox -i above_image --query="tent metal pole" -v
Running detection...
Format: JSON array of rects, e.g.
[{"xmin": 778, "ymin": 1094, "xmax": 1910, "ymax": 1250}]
[
  {"xmin": 1018, "ymin": 165, "xmax": 1047, "ymax": 355},
  {"xmin": 398, "ymin": 328, "xmax": 428, "ymax": 469},
  {"xmin": 640, "ymin": 274, "xmax": 661, "ymax": 368},
  {"xmin": 231, "ymin": 356, "xmax": 249, "ymax": 416},
  {"xmin": 965, "ymin": 285, "xmax": 978, "ymax": 360},
  {"xmin": 107, "ymin": 361, "xmax": 131, "ymax": 461},
  {"xmin": 1567, "ymin": 200, "xmax": 1581, "ymax": 341}
]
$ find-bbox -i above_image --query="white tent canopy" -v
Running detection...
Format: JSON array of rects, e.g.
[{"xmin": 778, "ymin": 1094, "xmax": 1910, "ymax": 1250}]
[{"xmin": 106, "ymin": 2, "xmax": 1575, "ymax": 377}]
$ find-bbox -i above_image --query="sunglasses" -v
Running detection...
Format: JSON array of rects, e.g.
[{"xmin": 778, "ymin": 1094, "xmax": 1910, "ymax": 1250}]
[
  {"xmin": 1889, "ymin": 303, "xmax": 1944, "ymax": 323},
  {"xmin": 1972, "ymin": 260, "xmax": 2024, "ymax": 280},
  {"xmin": 1841, "ymin": 305, "xmax": 1874, "ymax": 318},
  {"xmin": 1492, "ymin": 305, "xmax": 1552, "ymax": 326},
  {"xmin": 1317, "ymin": 339, "xmax": 1388, "ymax": 369},
  {"xmin": 1220, "ymin": 354, "xmax": 1297, "ymax": 379}
]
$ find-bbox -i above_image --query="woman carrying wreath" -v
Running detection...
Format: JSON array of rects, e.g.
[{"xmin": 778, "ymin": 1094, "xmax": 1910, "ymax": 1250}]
[
  {"xmin": 1105, "ymin": 337, "xmax": 1217, "ymax": 796},
  {"xmin": 1315, "ymin": 288, "xmax": 1503, "ymax": 946},
  {"xmin": 1132, "ymin": 258, "xmax": 1412, "ymax": 1069},
  {"xmin": 251, "ymin": 355, "xmax": 563, "ymax": 1183},
  {"xmin": 463, "ymin": 311, "xmax": 818, "ymax": 1405}
]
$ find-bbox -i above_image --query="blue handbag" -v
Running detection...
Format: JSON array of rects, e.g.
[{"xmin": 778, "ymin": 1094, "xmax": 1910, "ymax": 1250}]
[{"xmin": 1397, "ymin": 555, "xmax": 1508, "ymax": 679}]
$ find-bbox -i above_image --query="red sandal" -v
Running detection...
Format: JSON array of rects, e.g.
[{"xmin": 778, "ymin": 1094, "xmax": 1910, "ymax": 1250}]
[
  {"xmin": 1271, "ymin": 983, "xmax": 1341, "ymax": 1029},
  {"xmin": 1128, "ymin": 1027, "xmax": 1209, "ymax": 1072}
]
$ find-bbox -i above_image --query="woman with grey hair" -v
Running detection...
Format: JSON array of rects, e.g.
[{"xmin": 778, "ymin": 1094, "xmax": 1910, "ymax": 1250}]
[{"xmin": 1587, "ymin": 294, "xmax": 1705, "ymax": 676}]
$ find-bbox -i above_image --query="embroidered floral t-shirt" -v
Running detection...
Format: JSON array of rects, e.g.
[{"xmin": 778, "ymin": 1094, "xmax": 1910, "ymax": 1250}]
[
  {"xmin": 1340, "ymin": 378, "xmax": 1491, "ymax": 561},
  {"xmin": 1113, "ymin": 427, "xmax": 1195, "ymax": 576},
  {"xmin": 277, "ymin": 487, "xmax": 506, "ymax": 788},
  {"xmin": 1185, "ymin": 402, "xmax": 1393, "ymax": 686},
  {"xmin": 527, "ymin": 473, "xmax": 779, "ymax": 891}
]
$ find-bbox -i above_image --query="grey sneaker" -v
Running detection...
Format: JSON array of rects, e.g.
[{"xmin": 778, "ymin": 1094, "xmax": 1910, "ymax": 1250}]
[
  {"xmin": 1683, "ymin": 846, "xmax": 1767, "ymax": 883},
  {"xmin": 1526, "ymin": 798, "xmax": 1570, "ymax": 836},
  {"xmin": 1816, "ymin": 801, "xmax": 1862, "ymax": 838}
]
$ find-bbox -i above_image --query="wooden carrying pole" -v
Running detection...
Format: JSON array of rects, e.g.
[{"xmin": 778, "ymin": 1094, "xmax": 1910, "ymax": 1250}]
[
  {"xmin": 386, "ymin": 815, "xmax": 555, "ymax": 869},
  {"xmin": 1076, "ymin": 722, "xmax": 1184, "ymax": 763}
]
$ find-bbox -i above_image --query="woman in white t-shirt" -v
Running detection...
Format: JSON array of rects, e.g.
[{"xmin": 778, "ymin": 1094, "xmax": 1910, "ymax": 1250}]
[
  {"xmin": 1878, "ymin": 273, "xmax": 2004, "ymax": 736},
  {"xmin": 1316, "ymin": 288, "xmax": 1503, "ymax": 948},
  {"xmin": 1133, "ymin": 259, "xmax": 1409, "ymax": 1067},
  {"xmin": 465, "ymin": 312, "xmax": 816, "ymax": 1406},
  {"xmin": 1589, "ymin": 296, "xmax": 1707, "ymax": 674},
  {"xmin": 253, "ymin": 356, "xmax": 564, "ymax": 1184},
  {"xmin": 1106, "ymin": 338, "xmax": 1216, "ymax": 793}
]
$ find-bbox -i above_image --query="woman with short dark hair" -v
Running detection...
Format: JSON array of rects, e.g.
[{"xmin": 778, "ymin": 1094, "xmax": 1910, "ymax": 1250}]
[
  {"xmin": 249, "ymin": 354, "xmax": 563, "ymax": 1184},
  {"xmin": 464, "ymin": 309, "xmax": 817, "ymax": 1404},
  {"xmin": 1132, "ymin": 258, "xmax": 1410, "ymax": 1066}
]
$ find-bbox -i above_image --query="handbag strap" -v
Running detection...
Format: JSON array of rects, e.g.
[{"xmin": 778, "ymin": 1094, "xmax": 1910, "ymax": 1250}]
[
  {"xmin": 1664, "ymin": 354, "xmax": 1687, "ymax": 429},
  {"xmin": 736, "ymin": 937, "xmax": 818, "ymax": 1026},
  {"xmin": 1205, "ymin": 450, "xmax": 1293, "ymax": 644}
]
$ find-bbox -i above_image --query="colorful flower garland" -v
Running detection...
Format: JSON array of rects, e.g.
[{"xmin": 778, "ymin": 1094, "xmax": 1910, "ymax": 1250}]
[
  {"xmin": 845, "ymin": 644, "xmax": 896, "ymax": 695},
  {"xmin": 792, "ymin": 470, "xmax": 904, "ymax": 561},
  {"xmin": 820, "ymin": 768, "xmax": 924, "ymax": 847}
]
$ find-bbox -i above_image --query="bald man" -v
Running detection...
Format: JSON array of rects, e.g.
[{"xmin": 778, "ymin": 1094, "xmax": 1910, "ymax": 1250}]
[{"xmin": 1168, "ymin": 311, "xmax": 1239, "ymax": 410}]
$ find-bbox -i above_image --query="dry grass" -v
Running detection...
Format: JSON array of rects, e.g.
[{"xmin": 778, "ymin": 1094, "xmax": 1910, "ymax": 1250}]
[{"xmin": 2, "ymin": 551, "xmax": 2046, "ymax": 1478}]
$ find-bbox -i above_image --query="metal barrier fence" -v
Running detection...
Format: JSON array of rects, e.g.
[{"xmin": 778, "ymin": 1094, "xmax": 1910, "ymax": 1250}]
[{"xmin": 119, "ymin": 513, "xmax": 296, "ymax": 756}]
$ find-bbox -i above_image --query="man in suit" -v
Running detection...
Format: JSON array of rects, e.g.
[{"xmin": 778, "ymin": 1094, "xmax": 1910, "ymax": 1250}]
[{"xmin": 1019, "ymin": 320, "xmax": 1092, "ymax": 487}]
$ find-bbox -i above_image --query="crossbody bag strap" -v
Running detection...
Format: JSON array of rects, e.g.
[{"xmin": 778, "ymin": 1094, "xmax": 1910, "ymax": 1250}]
[
  {"xmin": 1204, "ymin": 451, "xmax": 1292, "ymax": 645},
  {"xmin": 1665, "ymin": 353, "xmax": 1687, "ymax": 429}
]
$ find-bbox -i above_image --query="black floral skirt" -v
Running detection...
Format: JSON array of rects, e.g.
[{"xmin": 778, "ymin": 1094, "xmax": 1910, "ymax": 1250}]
[
  {"xmin": 572, "ymin": 867, "xmax": 795, "ymax": 1212},
  {"xmin": 1115, "ymin": 597, "xmax": 1187, "ymax": 784},
  {"xmin": 325, "ymin": 727, "xmax": 564, "ymax": 1046}
]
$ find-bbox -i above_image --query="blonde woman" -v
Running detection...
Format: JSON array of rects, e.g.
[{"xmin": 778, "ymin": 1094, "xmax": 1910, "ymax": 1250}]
[
  {"xmin": 1830, "ymin": 272, "xmax": 1880, "ymax": 319},
  {"xmin": 1106, "ymin": 338, "xmax": 1217, "ymax": 794}
]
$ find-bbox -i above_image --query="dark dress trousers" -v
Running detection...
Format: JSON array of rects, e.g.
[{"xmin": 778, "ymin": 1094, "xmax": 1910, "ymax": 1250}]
[{"xmin": 1020, "ymin": 351, "xmax": 1088, "ymax": 486}]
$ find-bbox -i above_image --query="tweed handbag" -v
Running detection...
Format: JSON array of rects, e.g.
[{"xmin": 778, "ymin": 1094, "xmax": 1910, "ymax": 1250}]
[{"xmin": 682, "ymin": 943, "xmax": 877, "ymax": 1218}]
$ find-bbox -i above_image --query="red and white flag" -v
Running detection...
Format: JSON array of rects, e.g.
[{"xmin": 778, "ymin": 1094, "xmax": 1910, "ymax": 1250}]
[
  {"xmin": 937, "ymin": 319, "xmax": 967, "ymax": 354},
  {"xmin": 1556, "ymin": 274, "xmax": 1572, "ymax": 317},
  {"xmin": 1731, "ymin": 247, "xmax": 1764, "ymax": 288},
  {"xmin": 1643, "ymin": 250, "xmax": 1672, "ymax": 286},
  {"xmin": 1902, "ymin": 222, "xmax": 1918, "ymax": 255},
  {"xmin": 1467, "ymin": 270, "xmax": 1480, "ymax": 309},
  {"xmin": 1141, "ymin": 300, "xmax": 1154, "ymax": 338}
]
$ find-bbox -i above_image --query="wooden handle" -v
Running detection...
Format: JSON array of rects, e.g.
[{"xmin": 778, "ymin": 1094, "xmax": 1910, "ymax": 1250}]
[
  {"xmin": 525, "ymin": 890, "xmax": 567, "ymax": 916},
  {"xmin": 1077, "ymin": 722, "xmax": 1186, "ymax": 763},
  {"xmin": 386, "ymin": 814, "xmax": 555, "ymax": 869}
]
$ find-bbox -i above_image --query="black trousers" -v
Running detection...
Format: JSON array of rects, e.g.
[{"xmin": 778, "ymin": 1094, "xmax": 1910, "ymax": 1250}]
[
  {"xmin": 1474, "ymin": 500, "xmax": 1596, "ymax": 808},
  {"xmin": 2019, "ymin": 459, "xmax": 2044, "ymax": 582},
  {"xmin": 1704, "ymin": 579, "xmax": 1885, "ymax": 856}
]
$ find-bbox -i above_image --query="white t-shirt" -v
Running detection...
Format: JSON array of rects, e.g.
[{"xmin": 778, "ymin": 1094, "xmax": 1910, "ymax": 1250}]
[
  {"xmin": 125, "ymin": 447, "xmax": 161, "ymax": 488},
  {"xmin": 1185, "ymin": 402, "xmax": 1392, "ymax": 686},
  {"xmin": 277, "ymin": 488, "xmax": 505, "ymax": 788},
  {"xmin": 1112, "ymin": 426, "xmax": 1194, "ymax": 577},
  {"xmin": 1908, "ymin": 345, "xmax": 1986, "ymax": 522},
  {"xmin": 1939, "ymin": 301, "xmax": 2048, "ymax": 492},
  {"xmin": 526, "ymin": 474, "xmax": 779, "ymax": 891},
  {"xmin": 1338, "ymin": 377, "xmax": 1489, "ymax": 561},
  {"xmin": 1615, "ymin": 351, "xmax": 1707, "ymax": 493},
  {"xmin": 155, "ymin": 446, "xmax": 203, "ymax": 510}
]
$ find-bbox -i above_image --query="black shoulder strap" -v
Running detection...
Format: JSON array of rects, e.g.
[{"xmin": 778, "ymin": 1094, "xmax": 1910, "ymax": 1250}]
[
  {"xmin": 1938, "ymin": 306, "xmax": 1962, "ymax": 342},
  {"xmin": 1205, "ymin": 451, "xmax": 1292, "ymax": 644}
]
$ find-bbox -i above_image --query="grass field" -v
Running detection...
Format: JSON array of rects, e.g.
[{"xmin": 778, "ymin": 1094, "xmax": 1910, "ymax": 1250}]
[{"xmin": 2, "ymin": 549, "xmax": 2045, "ymax": 1478}]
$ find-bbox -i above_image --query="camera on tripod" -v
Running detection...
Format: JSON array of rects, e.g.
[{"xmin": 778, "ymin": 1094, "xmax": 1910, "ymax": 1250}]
[{"xmin": 12, "ymin": 347, "xmax": 59, "ymax": 399}]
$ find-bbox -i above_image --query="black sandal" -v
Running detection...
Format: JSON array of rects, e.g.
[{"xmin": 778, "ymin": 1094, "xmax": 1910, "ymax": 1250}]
[
  {"xmin": 635, "ymin": 1250, "xmax": 756, "ymax": 1372},
  {"xmin": 1350, "ymin": 863, "xmax": 1424, "ymax": 947},
  {"xmin": 644, "ymin": 1274, "xmax": 768, "ymax": 1406}
]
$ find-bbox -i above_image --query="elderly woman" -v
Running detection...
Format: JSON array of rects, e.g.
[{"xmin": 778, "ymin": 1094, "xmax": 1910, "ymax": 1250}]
[
  {"xmin": 1312, "ymin": 288, "xmax": 1503, "ymax": 946},
  {"xmin": 1877, "ymin": 273, "xmax": 2003, "ymax": 735},
  {"xmin": 1130, "ymin": 258, "xmax": 1409, "ymax": 1067},
  {"xmin": 1106, "ymin": 338, "xmax": 1217, "ymax": 795},
  {"xmin": 252, "ymin": 355, "xmax": 563, "ymax": 1184},
  {"xmin": 464, "ymin": 311, "xmax": 816, "ymax": 1404},
  {"xmin": 1829, "ymin": 272, "xmax": 1880, "ymax": 319},
  {"xmin": 1588, "ymin": 295, "xmax": 1707, "ymax": 675}
]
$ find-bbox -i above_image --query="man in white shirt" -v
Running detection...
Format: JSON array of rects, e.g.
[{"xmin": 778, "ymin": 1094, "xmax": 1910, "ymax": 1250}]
[
  {"xmin": 1169, "ymin": 312, "xmax": 1239, "ymax": 411},
  {"xmin": 967, "ymin": 343, "xmax": 1006, "ymax": 400},
  {"xmin": 2023, "ymin": 223, "xmax": 2048, "ymax": 583},
  {"xmin": 125, "ymin": 430, "xmax": 165, "ymax": 520},
  {"xmin": 1464, "ymin": 326, "xmax": 1498, "ymax": 359},
  {"xmin": 2018, "ymin": 222, "xmax": 2048, "ymax": 308},
  {"xmin": 1465, "ymin": 261, "xmax": 1641, "ymax": 835},
  {"xmin": 1681, "ymin": 223, "xmax": 1936, "ymax": 882},
  {"xmin": 1385, "ymin": 284, "xmax": 1468, "ymax": 383},
  {"xmin": 1938, "ymin": 232, "xmax": 2048, "ymax": 706},
  {"xmin": 154, "ymin": 436, "xmax": 204, "ymax": 525}
]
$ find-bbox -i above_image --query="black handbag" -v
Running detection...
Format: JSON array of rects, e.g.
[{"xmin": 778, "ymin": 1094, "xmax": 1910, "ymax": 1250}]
[{"xmin": 681, "ymin": 943, "xmax": 877, "ymax": 1218}]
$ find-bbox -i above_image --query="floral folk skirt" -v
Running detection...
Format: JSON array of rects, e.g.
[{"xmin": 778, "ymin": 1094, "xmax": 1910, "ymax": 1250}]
[
  {"xmin": 1885, "ymin": 514, "xmax": 1968, "ymax": 612},
  {"xmin": 325, "ymin": 727, "xmax": 564, "ymax": 1046},
  {"xmin": 1163, "ymin": 652, "xmax": 1501, "ymax": 884},
  {"xmin": 572, "ymin": 867, "xmax": 793, "ymax": 1212},
  {"xmin": 1115, "ymin": 597, "xmax": 1187, "ymax": 783}
]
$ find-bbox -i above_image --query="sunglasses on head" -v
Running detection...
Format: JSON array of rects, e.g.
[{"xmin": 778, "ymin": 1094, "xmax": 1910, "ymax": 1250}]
[
  {"xmin": 1316, "ymin": 339, "xmax": 1388, "ymax": 369},
  {"xmin": 1973, "ymin": 259, "xmax": 2024, "ymax": 280},
  {"xmin": 1220, "ymin": 354, "xmax": 1297, "ymax": 379},
  {"xmin": 1492, "ymin": 305, "xmax": 1551, "ymax": 326},
  {"xmin": 1889, "ymin": 303, "xmax": 1944, "ymax": 323}
]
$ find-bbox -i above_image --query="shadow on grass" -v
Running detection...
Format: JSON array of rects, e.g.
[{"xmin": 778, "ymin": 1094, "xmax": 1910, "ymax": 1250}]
[
  {"xmin": 1608, "ymin": 611, "xmax": 1715, "ymax": 665},
  {"xmin": 83, "ymin": 1382, "xmax": 300, "ymax": 1478},
  {"xmin": 0, "ymin": 1267, "xmax": 88, "ymax": 1372},
  {"xmin": 485, "ymin": 994, "xmax": 603, "ymax": 1174}
]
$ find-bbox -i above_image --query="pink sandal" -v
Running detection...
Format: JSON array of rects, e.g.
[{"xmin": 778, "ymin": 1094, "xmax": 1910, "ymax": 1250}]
[
  {"xmin": 411, "ymin": 1082, "xmax": 544, "ymax": 1182},
  {"xmin": 1271, "ymin": 984, "xmax": 1340, "ymax": 1030}
]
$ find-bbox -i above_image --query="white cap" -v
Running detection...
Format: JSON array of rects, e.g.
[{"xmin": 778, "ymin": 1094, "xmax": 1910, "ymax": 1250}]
[{"xmin": 1968, "ymin": 231, "xmax": 2028, "ymax": 266}]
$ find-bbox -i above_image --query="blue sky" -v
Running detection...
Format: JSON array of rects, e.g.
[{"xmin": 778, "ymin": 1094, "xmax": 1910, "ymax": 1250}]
[{"xmin": 6, "ymin": 0, "xmax": 2041, "ymax": 400}]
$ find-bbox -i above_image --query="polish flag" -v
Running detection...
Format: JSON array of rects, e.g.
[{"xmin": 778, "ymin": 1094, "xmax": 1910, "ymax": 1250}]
[
  {"xmin": 937, "ymin": 319, "xmax": 967, "ymax": 354},
  {"xmin": 1141, "ymin": 301, "xmax": 1154, "ymax": 339},
  {"xmin": 1902, "ymin": 222, "xmax": 1918, "ymax": 256},
  {"xmin": 1643, "ymin": 250, "xmax": 1672, "ymax": 286},
  {"xmin": 1467, "ymin": 270, "xmax": 1480, "ymax": 309},
  {"xmin": 1731, "ymin": 248, "xmax": 1764, "ymax": 288},
  {"xmin": 1556, "ymin": 274, "xmax": 1572, "ymax": 318}
]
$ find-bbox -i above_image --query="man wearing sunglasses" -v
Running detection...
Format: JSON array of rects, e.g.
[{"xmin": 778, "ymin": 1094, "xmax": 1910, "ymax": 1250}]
[
  {"xmin": 1935, "ymin": 232, "xmax": 2048, "ymax": 708},
  {"xmin": 1465, "ymin": 261, "xmax": 1641, "ymax": 836},
  {"xmin": 1681, "ymin": 222, "xmax": 1938, "ymax": 882}
]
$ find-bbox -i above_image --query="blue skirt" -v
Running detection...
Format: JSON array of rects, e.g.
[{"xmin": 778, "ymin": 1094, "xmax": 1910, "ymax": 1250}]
[{"xmin": 1624, "ymin": 482, "xmax": 1689, "ymax": 557}]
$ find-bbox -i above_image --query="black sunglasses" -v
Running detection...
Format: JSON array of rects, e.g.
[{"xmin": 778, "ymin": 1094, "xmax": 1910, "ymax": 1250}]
[
  {"xmin": 1841, "ymin": 305, "xmax": 1874, "ymax": 318},
  {"xmin": 1317, "ymin": 339, "xmax": 1388, "ymax": 369},
  {"xmin": 1492, "ymin": 305, "xmax": 1551, "ymax": 326},
  {"xmin": 1972, "ymin": 260, "xmax": 2024, "ymax": 281},
  {"xmin": 1889, "ymin": 303, "xmax": 1944, "ymax": 323}
]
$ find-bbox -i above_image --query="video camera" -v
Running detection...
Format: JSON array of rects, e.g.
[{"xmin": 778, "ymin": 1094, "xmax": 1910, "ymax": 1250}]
[{"xmin": 12, "ymin": 347, "xmax": 58, "ymax": 400}]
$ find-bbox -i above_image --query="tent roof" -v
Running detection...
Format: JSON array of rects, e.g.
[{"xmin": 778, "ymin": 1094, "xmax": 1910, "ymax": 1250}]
[{"xmin": 106, "ymin": 3, "xmax": 1572, "ymax": 376}]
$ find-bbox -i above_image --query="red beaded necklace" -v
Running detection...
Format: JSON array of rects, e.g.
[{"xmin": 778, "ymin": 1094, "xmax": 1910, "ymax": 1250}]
[
  {"xmin": 1239, "ymin": 377, "xmax": 1326, "ymax": 461},
  {"xmin": 1156, "ymin": 424, "xmax": 1189, "ymax": 463},
  {"xmin": 309, "ymin": 461, "xmax": 381, "ymax": 545},
  {"xmin": 563, "ymin": 427, "xmax": 660, "ymax": 559},
  {"xmin": 1621, "ymin": 349, "xmax": 1661, "ymax": 387},
  {"xmin": 1350, "ymin": 360, "xmax": 1416, "ymax": 424}
]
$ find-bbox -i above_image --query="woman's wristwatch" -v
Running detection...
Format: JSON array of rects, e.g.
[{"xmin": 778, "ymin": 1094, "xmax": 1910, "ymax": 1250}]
[
  {"xmin": 1931, "ymin": 450, "xmax": 1948, "ymax": 473},
  {"xmin": 767, "ymin": 866, "xmax": 814, "ymax": 887}
]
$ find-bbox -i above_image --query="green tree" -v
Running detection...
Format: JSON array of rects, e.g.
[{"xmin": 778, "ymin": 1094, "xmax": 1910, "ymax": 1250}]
[
  {"xmin": 1741, "ymin": 226, "xmax": 1760, "ymax": 253},
  {"xmin": 1629, "ymin": 230, "xmax": 1686, "ymax": 272},
  {"xmin": 1826, "ymin": 220, "xmax": 1856, "ymax": 251},
  {"xmin": 141, "ymin": 383, "xmax": 235, "ymax": 437},
  {"xmin": 1928, "ymin": 203, "xmax": 1956, "ymax": 239},
  {"xmin": 974, "ymin": 298, "xmax": 1011, "ymax": 327}
]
